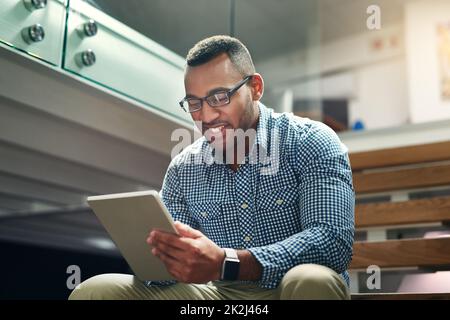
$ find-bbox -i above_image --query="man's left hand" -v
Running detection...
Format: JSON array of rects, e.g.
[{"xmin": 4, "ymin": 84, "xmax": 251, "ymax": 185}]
[{"xmin": 147, "ymin": 221, "xmax": 225, "ymax": 284}]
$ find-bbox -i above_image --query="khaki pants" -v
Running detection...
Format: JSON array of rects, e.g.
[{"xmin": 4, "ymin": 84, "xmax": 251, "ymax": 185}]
[{"xmin": 69, "ymin": 264, "xmax": 350, "ymax": 300}]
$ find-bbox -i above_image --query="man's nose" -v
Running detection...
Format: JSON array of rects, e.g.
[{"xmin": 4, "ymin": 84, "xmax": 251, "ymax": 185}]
[{"xmin": 199, "ymin": 103, "xmax": 220, "ymax": 124}]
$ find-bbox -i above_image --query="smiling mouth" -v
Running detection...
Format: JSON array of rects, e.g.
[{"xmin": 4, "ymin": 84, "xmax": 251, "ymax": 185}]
[
  {"xmin": 204, "ymin": 125, "xmax": 233, "ymax": 144},
  {"xmin": 204, "ymin": 124, "xmax": 230, "ymax": 134},
  {"xmin": 208, "ymin": 125, "xmax": 226, "ymax": 134}
]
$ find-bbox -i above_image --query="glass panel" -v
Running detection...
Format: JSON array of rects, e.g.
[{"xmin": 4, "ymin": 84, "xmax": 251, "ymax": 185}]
[
  {"xmin": 0, "ymin": 0, "xmax": 67, "ymax": 65},
  {"xmin": 64, "ymin": 0, "xmax": 192, "ymax": 123},
  {"xmin": 88, "ymin": 0, "xmax": 230, "ymax": 58}
]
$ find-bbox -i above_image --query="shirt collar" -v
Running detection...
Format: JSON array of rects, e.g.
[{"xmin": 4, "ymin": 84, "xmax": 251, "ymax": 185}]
[{"xmin": 254, "ymin": 102, "xmax": 270, "ymax": 152}]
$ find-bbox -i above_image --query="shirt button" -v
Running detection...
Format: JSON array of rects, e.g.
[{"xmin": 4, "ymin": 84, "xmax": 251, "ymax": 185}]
[
  {"xmin": 201, "ymin": 211, "xmax": 208, "ymax": 218},
  {"xmin": 276, "ymin": 199, "xmax": 284, "ymax": 205},
  {"xmin": 241, "ymin": 203, "xmax": 249, "ymax": 209},
  {"xmin": 244, "ymin": 235, "xmax": 252, "ymax": 242}
]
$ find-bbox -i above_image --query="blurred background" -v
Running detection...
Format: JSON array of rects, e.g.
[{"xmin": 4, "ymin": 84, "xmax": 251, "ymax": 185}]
[
  {"xmin": 93, "ymin": 0, "xmax": 449, "ymax": 132},
  {"xmin": 1, "ymin": 0, "xmax": 450, "ymax": 299}
]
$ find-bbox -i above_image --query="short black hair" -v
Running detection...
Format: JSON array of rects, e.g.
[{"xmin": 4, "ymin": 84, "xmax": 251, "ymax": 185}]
[{"xmin": 186, "ymin": 35, "xmax": 255, "ymax": 76}]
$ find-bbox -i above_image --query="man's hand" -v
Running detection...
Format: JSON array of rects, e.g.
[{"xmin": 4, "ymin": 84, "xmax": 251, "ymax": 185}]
[{"xmin": 146, "ymin": 221, "xmax": 225, "ymax": 284}]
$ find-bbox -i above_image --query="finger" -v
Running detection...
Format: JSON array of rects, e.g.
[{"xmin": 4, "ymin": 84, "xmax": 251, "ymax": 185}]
[
  {"xmin": 148, "ymin": 229, "xmax": 179, "ymax": 240},
  {"xmin": 152, "ymin": 248, "xmax": 184, "ymax": 277},
  {"xmin": 168, "ymin": 269, "xmax": 183, "ymax": 282},
  {"xmin": 174, "ymin": 221, "xmax": 203, "ymax": 239},
  {"xmin": 150, "ymin": 234, "xmax": 204, "ymax": 262},
  {"xmin": 152, "ymin": 247, "xmax": 178, "ymax": 265},
  {"xmin": 149, "ymin": 230, "xmax": 192, "ymax": 251},
  {"xmin": 152, "ymin": 240, "xmax": 188, "ymax": 261}
]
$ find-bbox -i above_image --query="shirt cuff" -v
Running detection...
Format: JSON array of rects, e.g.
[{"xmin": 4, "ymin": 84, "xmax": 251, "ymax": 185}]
[
  {"xmin": 247, "ymin": 246, "xmax": 289, "ymax": 289},
  {"xmin": 144, "ymin": 280, "xmax": 177, "ymax": 287}
]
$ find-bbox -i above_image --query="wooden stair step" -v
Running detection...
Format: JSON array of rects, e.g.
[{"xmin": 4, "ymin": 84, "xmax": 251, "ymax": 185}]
[
  {"xmin": 353, "ymin": 164, "xmax": 450, "ymax": 194},
  {"xmin": 349, "ymin": 141, "xmax": 450, "ymax": 171},
  {"xmin": 355, "ymin": 196, "xmax": 450, "ymax": 228},
  {"xmin": 350, "ymin": 238, "xmax": 450, "ymax": 269}
]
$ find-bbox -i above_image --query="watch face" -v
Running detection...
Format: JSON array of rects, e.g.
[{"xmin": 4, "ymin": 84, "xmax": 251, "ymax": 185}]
[{"xmin": 224, "ymin": 259, "xmax": 240, "ymax": 281}]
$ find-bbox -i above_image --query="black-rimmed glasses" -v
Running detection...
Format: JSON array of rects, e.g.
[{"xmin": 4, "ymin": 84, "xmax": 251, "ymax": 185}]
[{"xmin": 179, "ymin": 75, "xmax": 253, "ymax": 113}]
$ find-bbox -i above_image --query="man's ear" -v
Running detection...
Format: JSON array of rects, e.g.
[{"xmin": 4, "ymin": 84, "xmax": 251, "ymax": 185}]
[{"xmin": 250, "ymin": 73, "xmax": 264, "ymax": 101}]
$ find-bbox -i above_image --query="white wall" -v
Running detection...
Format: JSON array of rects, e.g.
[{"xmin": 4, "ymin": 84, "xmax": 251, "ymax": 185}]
[
  {"xmin": 257, "ymin": 24, "xmax": 404, "ymax": 86},
  {"xmin": 257, "ymin": 24, "xmax": 409, "ymax": 130},
  {"xmin": 339, "ymin": 118, "xmax": 450, "ymax": 153},
  {"xmin": 405, "ymin": 0, "xmax": 450, "ymax": 123},
  {"xmin": 349, "ymin": 58, "xmax": 409, "ymax": 130}
]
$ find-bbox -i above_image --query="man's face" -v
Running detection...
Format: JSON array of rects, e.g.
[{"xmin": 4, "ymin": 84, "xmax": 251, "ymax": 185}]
[{"xmin": 184, "ymin": 53, "xmax": 258, "ymax": 153}]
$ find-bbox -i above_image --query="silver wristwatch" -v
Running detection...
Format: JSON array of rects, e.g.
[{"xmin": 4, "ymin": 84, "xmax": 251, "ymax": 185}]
[{"xmin": 220, "ymin": 248, "xmax": 240, "ymax": 281}]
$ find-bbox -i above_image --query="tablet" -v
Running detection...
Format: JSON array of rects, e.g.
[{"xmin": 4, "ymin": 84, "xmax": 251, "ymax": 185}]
[{"xmin": 87, "ymin": 190, "xmax": 178, "ymax": 281}]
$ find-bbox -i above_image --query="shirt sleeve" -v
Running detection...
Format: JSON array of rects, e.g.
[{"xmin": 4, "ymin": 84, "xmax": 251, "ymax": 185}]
[{"xmin": 248, "ymin": 122, "xmax": 355, "ymax": 288}]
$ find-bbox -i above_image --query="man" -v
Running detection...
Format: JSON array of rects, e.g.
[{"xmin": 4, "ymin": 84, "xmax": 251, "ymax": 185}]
[{"xmin": 69, "ymin": 35, "xmax": 355, "ymax": 300}]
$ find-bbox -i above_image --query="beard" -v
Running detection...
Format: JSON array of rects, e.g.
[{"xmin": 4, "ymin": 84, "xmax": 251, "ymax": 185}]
[{"xmin": 204, "ymin": 101, "xmax": 258, "ymax": 164}]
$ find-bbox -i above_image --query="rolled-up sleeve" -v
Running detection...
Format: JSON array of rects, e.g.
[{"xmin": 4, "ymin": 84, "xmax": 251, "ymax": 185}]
[{"xmin": 248, "ymin": 122, "xmax": 355, "ymax": 288}]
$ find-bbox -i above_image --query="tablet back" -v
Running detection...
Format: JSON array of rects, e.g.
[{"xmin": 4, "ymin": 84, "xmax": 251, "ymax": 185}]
[{"xmin": 87, "ymin": 190, "xmax": 177, "ymax": 281}]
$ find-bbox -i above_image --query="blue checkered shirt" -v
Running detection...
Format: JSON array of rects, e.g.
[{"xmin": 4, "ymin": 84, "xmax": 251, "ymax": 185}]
[{"xmin": 157, "ymin": 103, "xmax": 355, "ymax": 289}]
